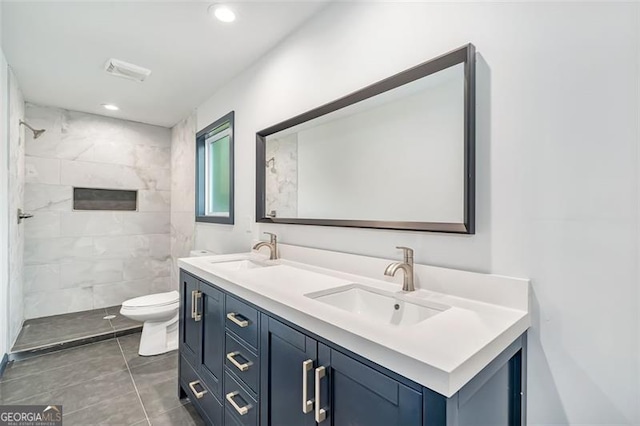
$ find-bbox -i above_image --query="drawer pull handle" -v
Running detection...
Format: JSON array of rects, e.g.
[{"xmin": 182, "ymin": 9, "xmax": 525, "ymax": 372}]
[
  {"xmin": 227, "ymin": 312, "xmax": 249, "ymax": 328},
  {"xmin": 226, "ymin": 391, "xmax": 251, "ymax": 416},
  {"xmin": 188, "ymin": 380, "xmax": 207, "ymax": 399},
  {"xmin": 190, "ymin": 290, "xmax": 197, "ymax": 319},
  {"xmin": 302, "ymin": 359, "xmax": 314, "ymax": 414},
  {"xmin": 194, "ymin": 291, "xmax": 202, "ymax": 322},
  {"xmin": 227, "ymin": 351, "xmax": 252, "ymax": 372},
  {"xmin": 315, "ymin": 366, "xmax": 327, "ymax": 423}
]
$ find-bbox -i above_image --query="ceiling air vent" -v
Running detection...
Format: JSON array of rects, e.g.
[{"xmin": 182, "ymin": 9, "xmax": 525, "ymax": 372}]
[{"xmin": 104, "ymin": 58, "xmax": 151, "ymax": 82}]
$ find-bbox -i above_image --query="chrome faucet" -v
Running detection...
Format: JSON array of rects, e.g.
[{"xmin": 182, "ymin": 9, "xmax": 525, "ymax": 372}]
[
  {"xmin": 384, "ymin": 246, "xmax": 415, "ymax": 292},
  {"xmin": 252, "ymin": 232, "xmax": 278, "ymax": 260}
]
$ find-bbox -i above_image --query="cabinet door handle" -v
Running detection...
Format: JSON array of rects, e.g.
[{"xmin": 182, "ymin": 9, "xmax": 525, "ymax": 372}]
[
  {"xmin": 194, "ymin": 291, "xmax": 202, "ymax": 322},
  {"xmin": 315, "ymin": 366, "xmax": 327, "ymax": 423},
  {"xmin": 302, "ymin": 359, "xmax": 314, "ymax": 414},
  {"xmin": 226, "ymin": 391, "xmax": 251, "ymax": 416},
  {"xmin": 190, "ymin": 290, "xmax": 197, "ymax": 319},
  {"xmin": 226, "ymin": 312, "xmax": 249, "ymax": 327},
  {"xmin": 188, "ymin": 380, "xmax": 207, "ymax": 399},
  {"xmin": 227, "ymin": 351, "xmax": 252, "ymax": 372}
]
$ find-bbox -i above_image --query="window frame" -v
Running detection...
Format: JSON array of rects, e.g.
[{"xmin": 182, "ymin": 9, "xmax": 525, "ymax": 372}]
[{"xmin": 196, "ymin": 111, "xmax": 235, "ymax": 224}]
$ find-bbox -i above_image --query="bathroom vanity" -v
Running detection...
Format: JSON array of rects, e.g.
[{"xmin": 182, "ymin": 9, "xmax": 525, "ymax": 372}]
[{"xmin": 177, "ymin": 244, "xmax": 529, "ymax": 426}]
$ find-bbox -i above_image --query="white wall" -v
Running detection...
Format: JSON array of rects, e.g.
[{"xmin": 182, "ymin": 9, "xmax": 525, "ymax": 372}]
[
  {"xmin": 191, "ymin": 3, "xmax": 639, "ymax": 424},
  {"xmin": 23, "ymin": 104, "xmax": 172, "ymax": 318}
]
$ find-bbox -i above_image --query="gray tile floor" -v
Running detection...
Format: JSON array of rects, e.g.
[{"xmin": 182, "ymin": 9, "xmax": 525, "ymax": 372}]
[
  {"xmin": 0, "ymin": 333, "xmax": 203, "ymax": 426},
  {"xmin": 12, "ymin": 306, "xmax": 141, "ymax": 353}
]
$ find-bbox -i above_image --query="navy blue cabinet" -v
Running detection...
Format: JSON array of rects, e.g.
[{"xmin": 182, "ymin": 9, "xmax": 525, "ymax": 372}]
[
  {"xmin": 319, "ymin": 345, "xmax": 422, "ymax": 426},
  {"xmin": 179, "ymin": 271, "xmax": 225, "ymax": 424},
  {"xmin": 260, "ymin": 314, "xmax": 422, "ymax": 426},
  {"xmin": 179, "ymin": 270, "xmax": 200, "ymax": 367},
  {"xmin": 260, "ymin": 315, "xmax": 317, "ymax": 426},
  {"xmin": 200, "ymin": 284, "xmax": 225, "ymax": 398}
]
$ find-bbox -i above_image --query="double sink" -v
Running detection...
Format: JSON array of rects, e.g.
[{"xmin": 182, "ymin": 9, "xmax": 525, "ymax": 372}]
[{"xmin": 206, "ymin": 258, "xmax": 449, "ymax": 327}]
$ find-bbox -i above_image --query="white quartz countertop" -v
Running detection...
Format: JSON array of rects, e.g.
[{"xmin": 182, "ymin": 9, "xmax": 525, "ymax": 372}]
[{"xmin": 178, "ymin": 247, "xmax": 529, "ymax": 397}]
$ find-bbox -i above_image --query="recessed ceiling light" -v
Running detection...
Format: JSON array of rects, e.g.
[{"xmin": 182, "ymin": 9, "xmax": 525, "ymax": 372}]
[
  {"xmin": 209, "ymin": 4, "xmax": 235, "ymax": 23},
  {"xmin": 102, "ymin": 104, "xmax": 119, "ymax": 111}
]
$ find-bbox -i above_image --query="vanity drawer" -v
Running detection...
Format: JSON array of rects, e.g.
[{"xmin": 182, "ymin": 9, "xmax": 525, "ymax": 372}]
[
  {"xmin": 224, "ymin": 371, "xmax": 258, "ymax": 426},
  {"xmin": 225, "ymin": 295, "xmax": 258, "ymax": 350},
  {"xmin": 225, "ymin": 333, "xmax": 259, "ymax": 394},
  {"xmin": 179, "ymin": 355, "xmax": 223, "ymax": 426}
]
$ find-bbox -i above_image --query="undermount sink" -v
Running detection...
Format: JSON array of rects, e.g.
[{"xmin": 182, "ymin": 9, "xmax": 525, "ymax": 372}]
[
  {"xmin": 209, "ymin": 259, "xmax": 272, "ymax": 271},
  {"xmin": 306, "ymin": 284, "xmax": 448, "ymax": 326}
]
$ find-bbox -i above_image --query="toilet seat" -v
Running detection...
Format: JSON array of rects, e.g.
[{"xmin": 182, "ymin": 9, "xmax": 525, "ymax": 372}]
[{"xmin": 122, "ymin": 291, "xmax": 179, "ymax": 309}]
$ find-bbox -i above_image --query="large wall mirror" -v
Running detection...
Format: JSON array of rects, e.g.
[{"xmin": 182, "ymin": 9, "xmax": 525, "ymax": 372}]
[{"xmin": 256, "ymin": 44, "xmax": 475, "ymax": 233}]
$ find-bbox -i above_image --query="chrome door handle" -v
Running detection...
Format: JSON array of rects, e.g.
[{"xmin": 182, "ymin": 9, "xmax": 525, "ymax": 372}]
[
  {"xmin": 190, "ymin": 290, "xmax": 196, "ymax": 319},
  {"xmin": 226, "ymin": 312, "xmax": 249, "ymax": 327},
  {"xmin": 226, "ymin": 391, "xmax": 251, "ymax": 416},
  {"xmin": 315, "ymin": 366, "xmax": 327, "ymax": 423},
  {"xmin": 302, "ymin": 359, "xmax": 314, "ymax": 414},
  {"xmin": 188, "ymin": 380, "xmax": 207, "ymax": 399},
  {"xmin": 227, "ymin": 351, "xmax": 252, "ymax": 372},
  {"xmin": 194, "ymin": 291, "xmax": 202, "ymax": 322}
]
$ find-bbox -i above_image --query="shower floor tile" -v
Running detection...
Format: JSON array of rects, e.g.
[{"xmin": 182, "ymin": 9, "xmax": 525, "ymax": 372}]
[{"xmin": 11, "ymin": 306, "xmax": 141, "ymax": 353}]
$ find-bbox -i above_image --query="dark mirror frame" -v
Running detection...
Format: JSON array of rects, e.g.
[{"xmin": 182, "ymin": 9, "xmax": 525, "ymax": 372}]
[
  {"xmin": 196, "ymin": 111, "xmax": 235, "ymax": 225},
  {"xmin": 256, "ymin": 44, "xmax": 475, "ymax": 234}
]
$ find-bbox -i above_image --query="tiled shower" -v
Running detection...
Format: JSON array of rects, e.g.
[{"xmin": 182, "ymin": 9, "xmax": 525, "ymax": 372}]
[{"xmin": 9, "ymin": 103, "xmax": 190, "ymax": 352}]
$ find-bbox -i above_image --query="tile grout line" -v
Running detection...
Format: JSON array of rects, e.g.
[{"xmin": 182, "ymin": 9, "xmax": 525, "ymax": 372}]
[{"xmin": 116, "ymin": 337, "xmax": 152, "ymax": 426}]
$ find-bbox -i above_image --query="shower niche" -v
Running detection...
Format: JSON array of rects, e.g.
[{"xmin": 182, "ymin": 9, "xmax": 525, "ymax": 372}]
[{"xmin": 73, "ymin": 187, "xmax": 138, "ymax": 211}]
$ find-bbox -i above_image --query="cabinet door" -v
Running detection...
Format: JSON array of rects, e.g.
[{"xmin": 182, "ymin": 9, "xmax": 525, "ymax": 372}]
[
  {"xmin": 260, "ymin": 315, "xmax": 317, "ymax": 426},
  {"xmin": 179, "ymin": 270, "xmax": 200, "ymax": 366},
  {"xmin": 199, "ymin": 282, "xmax": 225, "ymax": 399},
  {"xmin": 318, "ymin": 345, "xmax": 423, "ymax": 426}
]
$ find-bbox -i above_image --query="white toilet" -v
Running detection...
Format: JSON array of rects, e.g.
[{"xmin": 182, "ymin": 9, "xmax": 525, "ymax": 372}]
[{"xmin": 120, "ymin": 290, "xmax": 180, "ymax": 356}]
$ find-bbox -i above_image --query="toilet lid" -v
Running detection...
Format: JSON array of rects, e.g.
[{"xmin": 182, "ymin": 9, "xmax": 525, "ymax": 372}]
[{"xmin": 122, "ymin": 291, "xmax": 179, "ymax": 308}]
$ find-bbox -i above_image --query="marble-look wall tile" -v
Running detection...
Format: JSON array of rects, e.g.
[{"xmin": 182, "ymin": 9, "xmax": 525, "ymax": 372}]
[
  {"xmin": 8, "ymin": 70, "xmax": 26, "ymax": 344},
  {"xmin": 60, "ymin": 212, "xmax": 124, "ymax": 237},
  {"xmin": 265, "ymin": 134, "xmax": 298, "ymax": 218},
  {"xmin": 170, "ymin": 114, "xmax": 196, "ymax": 288},
  {"xmin": 149, "ymin": 234, "xmax": 171, "ymax": 259},
  {"xmin": 122, "ymin": 121, "xmax": 172, "ymax": 147},
  {"xmin": 23, "ymin": 104, "xmax": 171, "ymax": 319},
  {"xmin": 24, "ymin": 104, "xmax": 63, "ymax": 158},
  {"xmin": 24, "ymin": 237, "xmax": 95, "ymax": 265},
  {"xmin": 24, "ymin": 287, "xmax": 93, "ymax": 319},
  {"xmin": 93, "ymin": 235, "xmax": 151, "ymax": 259},
  {"xmin": 122, "ymin": 212, "xmax": 170, "ymax": 235},
  {"xmin": 60, "ymin": 259, "xmax": 123, "ymax": 288},
  {"xmin": 92, "ymin": 279, "xmax": 151, "ymax": 308},
  {"xmin": 123, "ymin": 257, "xmax": 171, "ymax": 281},
  {"xmin": 138, "ymin": 190, "xmax": 171, "ymax": 212},
  {"xmin": 24, "ymin": 264, "xmax": 60, "ymax": 293},
  {"xmin": 89, "ymin": 142, "xmax": 170, "ymax": 168},
  {"xmin": 25, "ymin": 183, "xmax": 72, "ymax": 211},
  {"xmin": 150, "ymin": 276, "xmax": 171, "ymax": 293},
  {"xmin": 23, "ymin": 211, "xmax": 60, "ymax": 239},
  {"xmin": 60, "ymin": 160, "xmax": 144, "ymax": 190},
  {"xmin": 25, "ymin": 156, "xmax": 61, "ymax": 184},
  {"xmin": 170, "ymin": 114, "xmax": 196, "ymax": 213}
]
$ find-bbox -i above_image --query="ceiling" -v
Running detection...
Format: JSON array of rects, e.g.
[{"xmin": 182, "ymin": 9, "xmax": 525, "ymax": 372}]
[{"xmin": 2, "ymin": 1, "xmax": 327, "ymax": 127}]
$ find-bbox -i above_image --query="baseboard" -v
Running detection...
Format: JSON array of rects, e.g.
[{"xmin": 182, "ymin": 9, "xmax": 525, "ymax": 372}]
[{"xmin": 0, "ymin": 353, "xmax": 9, "ymax": 379}]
